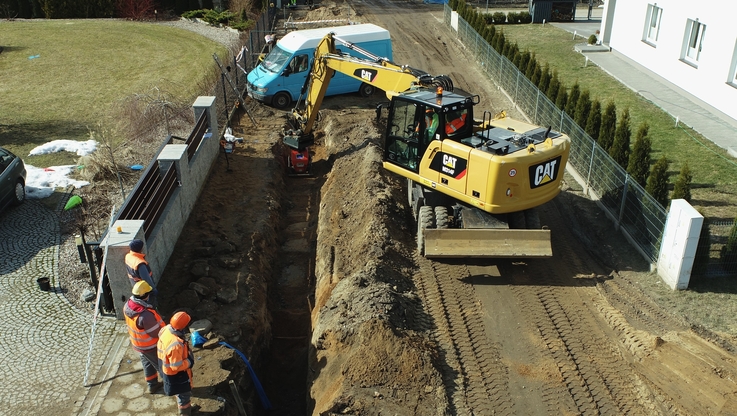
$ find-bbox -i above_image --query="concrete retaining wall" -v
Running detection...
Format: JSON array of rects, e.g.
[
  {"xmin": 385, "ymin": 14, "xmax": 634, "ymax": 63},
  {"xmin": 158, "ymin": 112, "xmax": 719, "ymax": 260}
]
[{"xmin": 104, "ymin": 96, "xmax": 221, "ymax": 319}]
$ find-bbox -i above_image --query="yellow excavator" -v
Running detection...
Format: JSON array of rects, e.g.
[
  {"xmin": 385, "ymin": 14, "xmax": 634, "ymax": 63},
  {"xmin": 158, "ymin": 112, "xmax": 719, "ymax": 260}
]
[{"xmin": 283, "ymin": 29, "xmax": 570, "ymax": 258}]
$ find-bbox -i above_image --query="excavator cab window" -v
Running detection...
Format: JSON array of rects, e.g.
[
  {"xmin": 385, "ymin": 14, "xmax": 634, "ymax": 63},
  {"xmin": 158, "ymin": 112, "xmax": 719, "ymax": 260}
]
[
  {"xmin": 384, "ymin": 100, "xmax": 421, "ymax": 171},
  {"xmin": 444, "ymin": 107, "xmax": 470, "ymax": 140}
]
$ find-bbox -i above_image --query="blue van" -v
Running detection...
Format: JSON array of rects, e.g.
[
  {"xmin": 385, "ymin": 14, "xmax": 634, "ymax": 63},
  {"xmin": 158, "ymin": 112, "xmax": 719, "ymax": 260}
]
[{"xmin": 246, "ymin": 23, "xmax": 393, "ymax": 109}]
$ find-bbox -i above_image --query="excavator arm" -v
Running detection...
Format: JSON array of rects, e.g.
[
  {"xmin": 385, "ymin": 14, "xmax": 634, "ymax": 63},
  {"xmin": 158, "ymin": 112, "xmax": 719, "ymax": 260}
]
[{"xmin": 284, "ymin": 32, "xmax": 452, "ymax": 150}]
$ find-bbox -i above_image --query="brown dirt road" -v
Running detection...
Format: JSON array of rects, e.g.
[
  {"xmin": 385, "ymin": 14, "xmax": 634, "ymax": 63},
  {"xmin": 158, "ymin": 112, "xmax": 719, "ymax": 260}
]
[{"xmin": 145, "ymin": 0, "xmax": 737, "ymax": 415}]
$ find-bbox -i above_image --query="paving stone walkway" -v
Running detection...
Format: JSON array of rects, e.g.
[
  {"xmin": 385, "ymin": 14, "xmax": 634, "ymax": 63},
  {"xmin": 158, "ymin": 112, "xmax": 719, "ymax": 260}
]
[{"xmin": 0, "ymin": 200, "xmax": 122, "ymax": 415}]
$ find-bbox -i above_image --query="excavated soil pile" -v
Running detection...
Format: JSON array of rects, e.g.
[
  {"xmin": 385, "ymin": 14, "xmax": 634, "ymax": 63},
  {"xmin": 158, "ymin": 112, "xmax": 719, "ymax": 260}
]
[{"xmin": 309, "ymin": 110, "xmax": 448, "ymax": 414}]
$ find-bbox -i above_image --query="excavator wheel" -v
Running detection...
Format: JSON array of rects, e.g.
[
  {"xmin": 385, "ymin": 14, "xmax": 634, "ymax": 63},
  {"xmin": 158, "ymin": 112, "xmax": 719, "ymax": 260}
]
[
  {"xmin": 524, "ymin": 208, "xmax": 541, "ymax": 229},
  {"xmin": 407, "ymin": 179, "xmax": 414, "ymax": 213},
  {"xmin": 408, "ymin": 179, "xmax": 424, "ymax": 221},
  {"xmin": 508, "ymin": 211, "xmax": 526, "ymax": 229},
  {"xmin": 417, "ymin": 205, "xmax": 435, "ymax": 255},
  {"xmin": 435, "ymin": 206, "xmax": 450, "ymax": 229}
]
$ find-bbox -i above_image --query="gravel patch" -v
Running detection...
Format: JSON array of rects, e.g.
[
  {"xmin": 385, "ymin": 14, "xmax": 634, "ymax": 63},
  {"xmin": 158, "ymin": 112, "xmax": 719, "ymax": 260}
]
[{"xmin": 156, "ymin": 18, "xmax": 244, "ymax": 52}]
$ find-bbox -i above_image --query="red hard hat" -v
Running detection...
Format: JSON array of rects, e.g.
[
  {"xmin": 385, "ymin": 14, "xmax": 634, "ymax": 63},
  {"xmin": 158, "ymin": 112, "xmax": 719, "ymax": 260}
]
[{"xmin": 170, "ymin": 311, "xmax": 191, "ymax": 331}]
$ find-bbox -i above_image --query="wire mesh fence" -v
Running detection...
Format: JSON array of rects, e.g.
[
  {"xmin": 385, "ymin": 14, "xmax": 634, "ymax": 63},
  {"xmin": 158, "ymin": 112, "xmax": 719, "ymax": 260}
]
[
  {"xmin": 445, "ymin": 5, "xmax": 668, "ymax": 263},
  {"xmin": 209, "ymin": 25, "xmax": 258, "ymax": 139},
  {"xmin": 695, "ymin": 220, "xmax": 737, "ymax": 278}
]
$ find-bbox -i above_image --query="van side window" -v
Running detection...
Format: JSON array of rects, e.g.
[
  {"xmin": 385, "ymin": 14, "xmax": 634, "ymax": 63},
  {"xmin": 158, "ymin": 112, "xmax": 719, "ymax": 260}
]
[{"xmin": 292, "ymin": 54, "xmax": 309, "ymax": 73}]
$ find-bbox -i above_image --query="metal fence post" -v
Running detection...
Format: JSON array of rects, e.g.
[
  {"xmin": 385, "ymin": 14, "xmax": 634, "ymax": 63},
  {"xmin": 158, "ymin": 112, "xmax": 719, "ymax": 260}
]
[
  {"xmin": 233, "ymin": 56, "xmax": 238, "ymax": 88},
  {"xmin": 534, "ymin": 89, "xmax": 539, "ymax": 124},
  {"xmin": 617, "ymin": 174, "xmax": 630, "ymax": 229},
  {"xmin": 221, "ymin": 73, "xmax": 228, "ymax": 123},
  {"xmin": 474, "ymin": 29, "xmax": 478, "ymax": 59},
  {"xmin": 248, "ymin": 33, "xmax": 255, "ymax": 71},
  {"xmin": 559, "ymin": 110, "xmax": 564, "ymax": 132},
  {"xmin": 515, "ymin": 70, "xmax": 519, "ymax": 104},
  {"xmin": 499, "ymin": 52, "xmax": 503, "ymax": 83},
  {"xmin": 585, "ymin": 140, "xmax": 596, "ymax": 195}
]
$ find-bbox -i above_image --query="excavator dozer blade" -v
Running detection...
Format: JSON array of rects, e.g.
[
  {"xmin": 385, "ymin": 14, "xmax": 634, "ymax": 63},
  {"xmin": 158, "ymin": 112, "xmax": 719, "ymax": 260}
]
[{"xmin": 423, "ymin": 229, "xmax": 552, "ymax": 258}]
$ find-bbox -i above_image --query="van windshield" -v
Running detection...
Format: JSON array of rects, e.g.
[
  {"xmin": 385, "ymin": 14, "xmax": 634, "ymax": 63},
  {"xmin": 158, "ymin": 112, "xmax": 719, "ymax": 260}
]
[{"xmin": 261, "ymin": 46, "xmax": 292, "ymax": 73}]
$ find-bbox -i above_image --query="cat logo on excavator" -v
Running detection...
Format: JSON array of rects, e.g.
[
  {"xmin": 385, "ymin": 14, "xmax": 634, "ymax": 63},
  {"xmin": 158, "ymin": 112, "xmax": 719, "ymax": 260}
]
[{"xmin": 529, "ymin": 156, "xmax": 562, "ymax": 189}]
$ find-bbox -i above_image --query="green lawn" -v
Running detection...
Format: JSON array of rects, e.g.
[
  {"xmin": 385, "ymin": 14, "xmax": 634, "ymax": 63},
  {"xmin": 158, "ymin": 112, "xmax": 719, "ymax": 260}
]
[
  {"xmin": 0, "ymin": 20, "xmax": 227, "ymax": 168},
  {"xmin": 496, "ymin": 23, "xmax": 737, "ymax": 221}
]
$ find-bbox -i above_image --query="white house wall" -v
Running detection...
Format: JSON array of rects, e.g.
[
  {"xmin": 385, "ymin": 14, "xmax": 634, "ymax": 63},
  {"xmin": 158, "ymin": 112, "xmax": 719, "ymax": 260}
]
[{"xmin": 607, "ymin": 0, "xmax": 737, "ymax": 121}]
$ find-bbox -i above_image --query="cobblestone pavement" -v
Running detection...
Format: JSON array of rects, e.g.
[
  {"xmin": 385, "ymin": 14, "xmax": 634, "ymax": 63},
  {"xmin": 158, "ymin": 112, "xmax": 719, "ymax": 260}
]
[{"xmin": 0, "ymin": 200, "xmax": 122, "ymax": 415}]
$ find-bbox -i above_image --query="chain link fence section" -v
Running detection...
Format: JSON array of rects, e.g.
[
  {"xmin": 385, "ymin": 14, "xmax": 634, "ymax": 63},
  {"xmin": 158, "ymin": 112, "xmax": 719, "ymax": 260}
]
[
  {"xmin": 245, "ymin": 11, "xmax": 277, "ymax": 74},
  {"xmin": 444, "ymin": 5, "xmax": 667, "ymax": 263}
]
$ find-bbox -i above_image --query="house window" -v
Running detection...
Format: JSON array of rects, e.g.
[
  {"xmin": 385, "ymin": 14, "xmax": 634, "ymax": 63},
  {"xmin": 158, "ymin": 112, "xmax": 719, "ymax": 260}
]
[
  {"xmin": 642, "ymin": 4, "xmax": 662, "ymax": 45},
  {"xmin": 681, "ymin": 19, "xmax": 706, "ymax": 65}
]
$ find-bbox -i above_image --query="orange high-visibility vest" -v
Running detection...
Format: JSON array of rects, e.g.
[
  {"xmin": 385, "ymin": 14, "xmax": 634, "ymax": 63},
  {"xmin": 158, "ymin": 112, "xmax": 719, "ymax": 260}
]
[
  {"xmin": 125, "ymin": 305, "xmax": 165, "ymax": 351},
  {"xmin": 157, "ymin": 326, "xmax": 193, "ymax": 377},
  {"xmin": 125, "ymin": 251, "xmax": 149, "ymax": 284},
  {"xmin": 446, "ymin": 114, "xmax": 467, "ymax": 134}
]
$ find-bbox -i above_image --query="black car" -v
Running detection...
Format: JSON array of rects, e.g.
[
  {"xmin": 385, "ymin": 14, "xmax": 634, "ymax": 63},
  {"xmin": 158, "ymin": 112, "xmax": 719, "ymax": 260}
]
[{"xmin": 0, "ymin": 147, "xmax": 27, "ymax": 213}]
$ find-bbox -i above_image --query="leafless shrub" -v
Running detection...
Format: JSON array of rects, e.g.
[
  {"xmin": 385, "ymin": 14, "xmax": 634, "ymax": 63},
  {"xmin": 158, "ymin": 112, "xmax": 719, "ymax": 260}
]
[
  {"xmin": 115, "ymin": 0, "xmax": 156, "ymax": 20},
  {"xmin": 117, "ymin": 83, "xmax": 195, "ymax": 143},
  {"xmin": 0, "ymin": 3, "xmax": 18, "ymax": 20},
  {"xmin": 77, "ymin": 149, "xmax": 135, "ymax": 185},
  {"xmin": 62, "ymin": 185, "xmax": 121, "ymax": 241}
]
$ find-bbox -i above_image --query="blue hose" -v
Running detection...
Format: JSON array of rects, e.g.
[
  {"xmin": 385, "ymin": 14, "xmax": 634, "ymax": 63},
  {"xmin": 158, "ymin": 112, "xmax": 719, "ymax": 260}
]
[{"xmin": 219, "ymin": 341, "xmax": 273, "ymax": 410}]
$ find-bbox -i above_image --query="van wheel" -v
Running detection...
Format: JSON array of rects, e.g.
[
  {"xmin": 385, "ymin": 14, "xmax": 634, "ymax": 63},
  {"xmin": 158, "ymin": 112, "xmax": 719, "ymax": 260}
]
[
  {"xmin": 359, "ymin": 82, "xmax": 376, "ymax": 97},
  {"xmin": 272, "ymin": 92, "xmax": 291, "ymax": 110}
]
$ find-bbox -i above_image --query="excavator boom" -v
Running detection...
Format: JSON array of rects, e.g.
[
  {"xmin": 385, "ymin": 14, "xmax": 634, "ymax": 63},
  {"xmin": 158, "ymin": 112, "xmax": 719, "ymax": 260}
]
[{"xmin": 286, "ymin": 33, "xmax": 452, "ymax": 150}]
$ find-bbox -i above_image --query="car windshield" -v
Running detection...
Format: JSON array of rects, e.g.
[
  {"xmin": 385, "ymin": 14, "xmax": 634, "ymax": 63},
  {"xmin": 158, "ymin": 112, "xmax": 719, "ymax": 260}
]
[{"xmin": 261, "ymin": 46, "xmax": 292, "ymax": 73}]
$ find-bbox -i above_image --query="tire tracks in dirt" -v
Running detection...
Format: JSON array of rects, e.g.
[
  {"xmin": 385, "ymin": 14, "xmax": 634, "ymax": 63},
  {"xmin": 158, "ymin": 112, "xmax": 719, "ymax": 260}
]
[
  {"xmin": 497, "ymin": 199, "xmax": 667, "ymax": 415},
  {"xmin": 414, "ymin": 255, "xmax": 514, "ymax": 415}
]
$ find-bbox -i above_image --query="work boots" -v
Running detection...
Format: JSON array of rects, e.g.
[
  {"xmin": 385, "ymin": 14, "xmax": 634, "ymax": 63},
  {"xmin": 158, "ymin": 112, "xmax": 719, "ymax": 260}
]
[{"xmin": 147, "ymin": 381, "xmax": 163, "ymax": 394}]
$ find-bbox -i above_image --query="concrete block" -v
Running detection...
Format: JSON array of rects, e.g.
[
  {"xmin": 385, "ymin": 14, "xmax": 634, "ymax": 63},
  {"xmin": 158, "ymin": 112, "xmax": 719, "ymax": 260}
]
[{"xmin": 103, "ymin": 220, "xmax": 145, "ymax": 320}]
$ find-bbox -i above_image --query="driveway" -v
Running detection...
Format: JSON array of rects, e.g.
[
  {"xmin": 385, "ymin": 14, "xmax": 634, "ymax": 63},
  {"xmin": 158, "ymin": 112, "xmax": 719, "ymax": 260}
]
[{"xmin": 0, "ymin": 200, "xmax": 121, "ymax": 414}]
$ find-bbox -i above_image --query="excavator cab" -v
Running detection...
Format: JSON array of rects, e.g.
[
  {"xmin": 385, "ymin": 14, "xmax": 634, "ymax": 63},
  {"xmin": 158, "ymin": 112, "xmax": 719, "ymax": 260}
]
[{"xmin": 383, "ymin": 89, "xmax": 476, "ymax": 172}]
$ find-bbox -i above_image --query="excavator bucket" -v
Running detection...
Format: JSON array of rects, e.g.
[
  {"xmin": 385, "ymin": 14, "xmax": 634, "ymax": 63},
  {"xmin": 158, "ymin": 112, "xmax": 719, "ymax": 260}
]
[{"xmin": 423, "ymin": 229, "xmax": 552, "ymax": 258}]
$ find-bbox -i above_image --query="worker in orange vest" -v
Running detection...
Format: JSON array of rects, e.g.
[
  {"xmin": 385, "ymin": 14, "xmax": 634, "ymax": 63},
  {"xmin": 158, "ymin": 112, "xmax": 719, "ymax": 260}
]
[
  {"xmin": 124, "ymin": 281, "xmax": 165, "ymax": 394},
  {"xmin": 125, "ymin": 239, "xmax": 158, "ymax": 306},
  {"xmin": 158, "ymin": 311, "xmax": 195, "ymax": 415},
  {"xmin": 445, "ymin": 109, "xmax": 468, "ymax": 135}
]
